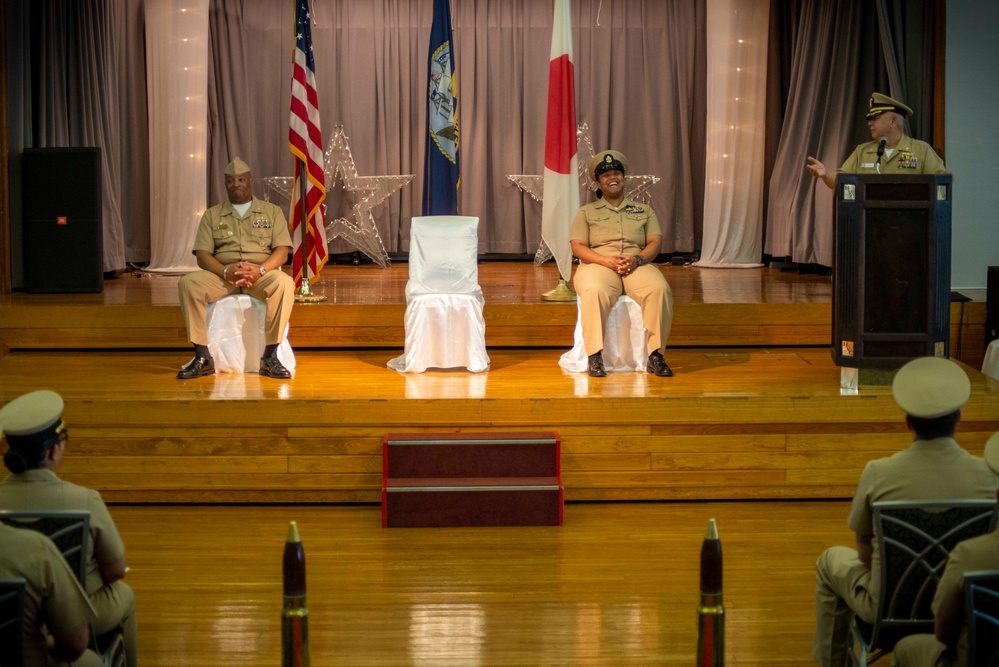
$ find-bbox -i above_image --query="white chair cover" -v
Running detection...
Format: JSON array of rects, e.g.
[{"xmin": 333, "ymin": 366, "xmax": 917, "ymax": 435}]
[
  {"xmin": 559, "ymin": 295, "xmax": 648, "ymax": 373},
  {"xmin": 983, "ymin": 339, "xmax": 999, "ymax": 381},
  {"xmin": 205, "ymin": 294, "xmax": 296, "ymax": 375},
  {"xmin": 388, "ymin": 216, "xmax": 489, "ymax": 373}
]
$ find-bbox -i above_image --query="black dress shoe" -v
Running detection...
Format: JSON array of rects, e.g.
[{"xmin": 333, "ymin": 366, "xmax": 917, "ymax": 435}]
[
  {"xmin": 587, "ymin": 352, "xmax": 607, "ymax": 378},
  {"xmin": 646, "ymin": 351, "xmax": 673, "ymax": 377},
  {"xmin": 259, "ymin": 355, "xmax": 292, "ymax": 379},
  {"xmin": 177, "ymin": 356, "xmax": 215, "ymax": 379}
]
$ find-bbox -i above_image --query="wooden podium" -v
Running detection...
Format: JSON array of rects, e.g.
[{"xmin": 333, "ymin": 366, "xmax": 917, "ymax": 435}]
[{"xmin": 832, "ymin": 174, "xmax": 953, "ymax": 368}]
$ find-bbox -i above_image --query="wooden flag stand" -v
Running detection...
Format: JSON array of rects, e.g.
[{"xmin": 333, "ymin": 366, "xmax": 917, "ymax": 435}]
[{"xmin": 295, "ymin": 158, "xmax": 326, "ymax": 304}]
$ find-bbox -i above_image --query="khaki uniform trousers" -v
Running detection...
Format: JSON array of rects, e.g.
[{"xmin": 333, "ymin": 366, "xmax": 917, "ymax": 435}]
[
  {"xmin": 813, "ymin": 546, "xmax": 879, "ymax": 667},
  {"xmin": 573, "ymin": 262, "xmax": 673, "ymax": 357},
  {"xmin": 178, "ymin": 269, "xmax": 295, "ymax": 346},
  {"xmin": 891, "ymin": 635, "xmax": 951, "ymax": 667},
  {"xmin": 91, "ymin": 580, "xmax": 138, "ymax": 667}
]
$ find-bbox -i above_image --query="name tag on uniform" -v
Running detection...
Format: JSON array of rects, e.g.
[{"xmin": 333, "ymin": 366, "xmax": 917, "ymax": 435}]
[
  {"xmin": 861, "ymin": 162, "xmax": 876, "ymax": 169},
  {"xmin": 251, "ymin": 218, "xmax": 272, "ymax": 229},
  {"xmin": 898, "ymin": 151, "xmax": 918, "ymax": 169}
]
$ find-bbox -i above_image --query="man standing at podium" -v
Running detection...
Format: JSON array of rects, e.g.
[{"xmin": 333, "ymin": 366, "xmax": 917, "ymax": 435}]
[{"xmin": 806, "ymin": 92, "xmax": 948, "ymax": 189}]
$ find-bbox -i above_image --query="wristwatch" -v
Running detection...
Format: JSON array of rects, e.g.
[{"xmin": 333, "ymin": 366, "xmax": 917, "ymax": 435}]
[
  {"xmin": 635, "ymin": 256, "xmax": 644, "ymax": 267},
  {"xmin": 259, "ymin": 266, "xmax": 268, "ymax": 275}
]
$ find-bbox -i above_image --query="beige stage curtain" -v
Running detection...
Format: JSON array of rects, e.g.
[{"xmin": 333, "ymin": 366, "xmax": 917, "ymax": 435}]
[
  {"xmin": 695, "ymin": 0, "xmax": 769, "ymax": 268},
  {"xmin": 144, "ymin": 0, "xmax": 209, "ymax": 273}
]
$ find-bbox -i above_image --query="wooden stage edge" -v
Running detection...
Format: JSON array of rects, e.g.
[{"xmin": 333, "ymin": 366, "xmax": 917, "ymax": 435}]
[{"xmin": 0, "ymin": 264, "xmax": 995, "ymax": 505}]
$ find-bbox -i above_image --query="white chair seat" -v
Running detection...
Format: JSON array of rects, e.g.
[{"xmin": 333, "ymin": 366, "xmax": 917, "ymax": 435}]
[
  {"xmin": 206, "ymin": 294, "xmax": 295, "ymax": 375},
  {"xmin": 388, "ymin": 216, "xmax": 489, "ymax": 373},
  {"xmin": 559, "ymin": 295, "xmax": 648, "ymax": 372},
  {"xmin": 983, "ymin": 339, "xmax": 999, "ymax": 381}
]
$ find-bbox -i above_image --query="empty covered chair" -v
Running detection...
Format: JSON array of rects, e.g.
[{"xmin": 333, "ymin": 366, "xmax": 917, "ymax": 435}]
[{"xmin": 388, "ymin": 216, "xmax": 489, "ymax": 373}]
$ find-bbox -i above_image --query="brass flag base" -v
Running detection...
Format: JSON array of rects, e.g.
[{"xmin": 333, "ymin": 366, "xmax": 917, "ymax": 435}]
[
  {"xmin": 295, "ymin": 282, "xmax": 327, "ymax": 304},
  {"xmin": 541, "ymin": 279, "xmax": 576, "ymax": 302}
]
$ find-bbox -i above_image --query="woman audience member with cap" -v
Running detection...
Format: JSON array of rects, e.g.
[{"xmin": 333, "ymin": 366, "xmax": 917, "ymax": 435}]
[
  {"xmin": 0, "ymin": 390, "xmax": 138, "ymax": 667},
  {"xmin": 569, "ymin": 149, "xmax": 675, "ymax": 378},
  {"xmin": 807, "ymin": 92, "xmax": 949, "ymax": 189}
]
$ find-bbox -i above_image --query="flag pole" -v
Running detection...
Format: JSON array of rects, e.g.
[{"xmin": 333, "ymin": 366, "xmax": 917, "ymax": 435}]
[{"xmin": 295, "ymin": 157, "xmax": 326, "ymax": 303}]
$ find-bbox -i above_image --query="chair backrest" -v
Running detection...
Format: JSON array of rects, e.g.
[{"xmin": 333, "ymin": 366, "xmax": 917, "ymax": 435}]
[
  {"xmin": 406, "ymin": 216, "xmax": 481, "ymax": 297},
  {"xmin": 0, "ymin": 578, "xmax": 25, "ymax": 667},
  {"xmin": 0, "ymin": 510, "xmax": 91, "ymax": 587},
  {"xmin": 965, "ymin": 570, "xmax": 999, "ymax": 667},
  {"xmin": 868, "ymin": 500, "xmax": 998, "ymax": 648}
]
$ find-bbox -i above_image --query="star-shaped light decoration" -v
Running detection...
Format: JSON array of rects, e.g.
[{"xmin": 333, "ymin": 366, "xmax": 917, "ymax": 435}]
[
  {"xmin": 260, "ymin": 124, "xmax": 413, "ymax": 268},
  {"xmin": 508, "ymin": 123, "xmax": 660, "ymax": 265}
]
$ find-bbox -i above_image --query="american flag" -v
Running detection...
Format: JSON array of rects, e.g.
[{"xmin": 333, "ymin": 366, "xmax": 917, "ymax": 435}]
[{"xmin": 288, "ymin": 0, "xmax": 328, "ymax": 287}]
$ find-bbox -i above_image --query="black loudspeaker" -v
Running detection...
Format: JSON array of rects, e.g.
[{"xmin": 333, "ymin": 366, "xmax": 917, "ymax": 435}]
[
  {"xmin": 22, "ymin": 147, "xmax": 103, "ymax": 292},
  {"xmin": 833, "ymin": 174, "xmax": 952, "ymax": 368},
  {"xmin": 987, "ymin": 266, "xmax": 999, "ymax": 345}
]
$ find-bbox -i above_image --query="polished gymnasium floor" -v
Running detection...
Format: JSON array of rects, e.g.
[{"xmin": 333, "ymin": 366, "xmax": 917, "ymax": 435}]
[{"xmin": 1, "ymin": 262, "xmax": 996, "ymax": 664}]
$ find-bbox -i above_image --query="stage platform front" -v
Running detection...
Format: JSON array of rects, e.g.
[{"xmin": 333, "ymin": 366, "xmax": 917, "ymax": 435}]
[{"xmin": 0, "ymin": 262, "xmax": 995, "ymax": 504}]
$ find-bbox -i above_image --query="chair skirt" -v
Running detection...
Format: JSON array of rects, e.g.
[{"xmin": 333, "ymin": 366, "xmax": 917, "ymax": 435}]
[
  {"xmin": 206, "ymin": 294, "xmax": 295, "ymax": 374},
  {"xmin": 387, "ymin": 293, "xmax": 489, "ymax": 373},
  {"xmin": 559, "ymin": 295, "xmax": 648, "ymax": 373}
]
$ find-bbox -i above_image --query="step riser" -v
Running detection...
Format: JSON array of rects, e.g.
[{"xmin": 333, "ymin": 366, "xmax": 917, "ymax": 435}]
[
  {"xmin": 384, "ymin": 489, "xmax": 563, "ymax": 527},
  {"xmin": 386, "ymin": 443, "xmax": 558, "ymax": 479}
]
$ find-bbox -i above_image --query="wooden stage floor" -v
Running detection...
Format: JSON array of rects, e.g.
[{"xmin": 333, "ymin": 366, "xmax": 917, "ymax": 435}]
[{"xmin": 1, "ymin": 262, "xmax": 996, "ymax": 504}]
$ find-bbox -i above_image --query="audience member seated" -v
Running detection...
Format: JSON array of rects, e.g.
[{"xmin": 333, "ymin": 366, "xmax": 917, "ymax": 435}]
[
  {"xmin": 0, "ymin": 522, "xmax": 102, "ymax": 667},
  {"xmin": 890, "ymin": 432, "xmax": 999, "ymax": 667},
  {"xmin": 0, "ymin": 391, "xmax": 137, "ymax": 667},
  {"xmin": 812, "ymin": 357, "xmax": 999, "ymax": 667},
  {"xmin": 569, "ymin": 150, "xmax": 675, "ymax": 378}
]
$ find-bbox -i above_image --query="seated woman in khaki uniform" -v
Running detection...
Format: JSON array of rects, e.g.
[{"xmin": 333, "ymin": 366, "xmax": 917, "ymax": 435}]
[{"xmin": 569, "ymin": 150, "xmax": 675, "ymax": 378}]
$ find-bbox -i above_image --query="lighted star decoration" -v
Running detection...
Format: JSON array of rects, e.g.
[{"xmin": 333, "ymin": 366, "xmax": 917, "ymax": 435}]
[
  {"xmin": 508, "ymin": 122, "xmax": 660, "ymax": 265},
  {"xmin": 260, "ymin": 124, "xmax": 413, "ymax": 268}
]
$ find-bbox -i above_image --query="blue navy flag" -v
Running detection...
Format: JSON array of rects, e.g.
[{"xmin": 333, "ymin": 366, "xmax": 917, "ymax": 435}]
[{"xmin": 421, "ymin": 0, "xmax": 460, "ymax": 216}]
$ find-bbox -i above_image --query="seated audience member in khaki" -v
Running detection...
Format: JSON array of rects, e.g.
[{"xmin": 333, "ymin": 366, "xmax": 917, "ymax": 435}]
[
  {"xmin": 177, "ymin": 156, "xmax": 296, "ymax": 379},
  {"xmin": 890, "ymin": 431, "xmax": 999, "ymax": 667},
  {"xmin": 0, "ymin": 522, "xmax": 103, "ymax": 667},
  {"xmin": 811, "ymin": 357, "xmax": 998, "ymax": 667},
  {"xmin": 0, "ymin": 390, "xmax": 138, "ymax": 667},
  {"xmin": 806, "ymin": 92, "xmax": 949, "ymax": 189}
]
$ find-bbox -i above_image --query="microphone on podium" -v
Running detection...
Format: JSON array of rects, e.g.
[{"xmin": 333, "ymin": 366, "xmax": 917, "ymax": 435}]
[{"xmin": 877, "ymin": 136, "xmax": 889, "ymax": 158}]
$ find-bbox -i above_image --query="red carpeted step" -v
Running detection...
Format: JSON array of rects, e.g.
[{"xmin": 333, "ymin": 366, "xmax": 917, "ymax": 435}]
[{"xmin": 382, "ymin": 433, "xmax": 563, "ymax": 527}]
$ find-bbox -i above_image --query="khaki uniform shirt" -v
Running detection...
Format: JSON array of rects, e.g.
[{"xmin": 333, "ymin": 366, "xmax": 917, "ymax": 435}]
[
  {"xmin": 570, "ymin": 197, "xmax": 662, "ymax": 258},
  {"xmin": 0, "ymin": 469, "xmax": 126, "ymax": 596},
  {"xmin": 838, "ymin": 135, "xmax": 946, "ymax": 175},
  {"xmin": 931, "ymin": 530, "xmax": 999, "ymax": 665},
  {"xmin": 192, "ymin": 196, "xmax": 293, "ymax": 266},
  {"xmin": 0, "ymin": 523, "xmax": 97, "ymax": 667},
  {"xmin": 847, "ymin": 438, "xmax": 997, "ymax": 599}
]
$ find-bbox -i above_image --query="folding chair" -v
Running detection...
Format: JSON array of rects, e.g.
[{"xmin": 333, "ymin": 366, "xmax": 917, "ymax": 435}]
[
  {"xmin": 0, "ymin": 510, "xmax": 126, "ymax": 667},
  {"xmin": 848, "ymin": 499, "xmax": 998, "ymax": 666},
  {"xmin": 965, "ymin": 570, "xmax": 999, "ymax": 667}
]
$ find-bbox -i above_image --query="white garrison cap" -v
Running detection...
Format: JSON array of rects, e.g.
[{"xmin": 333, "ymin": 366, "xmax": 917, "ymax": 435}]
[
  {"xmin": 891, "ymin": 357, "xmax": 970, "ymax": 418},
  {"xmin": 985, "ymin": 432, "xmax": 999, "ymax": 477},
  {"xmin": 0, "ymin": 390, "xmax": 64, "ymax": 438}
]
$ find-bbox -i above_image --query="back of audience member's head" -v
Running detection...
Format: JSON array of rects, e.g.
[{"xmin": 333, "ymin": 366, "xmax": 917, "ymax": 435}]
[
  {"xmin": 0, "ymin": 390, "xmax": 65, "ymax": 474},
  {"xmin": 892, "ymin": 357, "xmax": 970, "ymax": 440}
]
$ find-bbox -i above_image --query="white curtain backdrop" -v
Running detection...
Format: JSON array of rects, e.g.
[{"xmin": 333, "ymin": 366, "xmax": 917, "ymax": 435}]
[
  {"xmin": 695, "ymin": 0, "xmax": 769, "ymax": 268},
  {"xmin": 144, "ymin": 0, "xmax": 208, "ymax": 273}
]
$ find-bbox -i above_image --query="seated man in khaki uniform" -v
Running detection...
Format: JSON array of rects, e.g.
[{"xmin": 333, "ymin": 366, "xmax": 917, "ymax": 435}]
[
  {"xmin": 811, "ymin": 357, "xmax": 998, "ymax": 667},
  {"xmin": 890, "ymin": 431, "xmax": 999, "ymax": 667},
  {"xmin": 0, "ymin": 522, "xmax": 103, "ymax": 667},
  {"xmin": 807, "ymin": 92, "xmax": 949, "ymax": 189},
  {"xmin": 0, "ymin": 390, "xmax": 137, "ymax": 667},
  {"xmin": 177, "ymin": 156, "xmax": 296, "ymax": 379}
]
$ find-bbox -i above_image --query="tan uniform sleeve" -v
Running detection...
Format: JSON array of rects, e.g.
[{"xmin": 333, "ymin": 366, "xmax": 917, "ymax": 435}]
[
  {"xmin": 88, "ymin": 490, "xmax": 126, "ymax": 565},
  {"xmin": 36, "ymin": 533, "xmax": 98, "ymax": 636},
  {"xmin": 191, "ymin": 209, "xmax": 217, "ymax": 254}
]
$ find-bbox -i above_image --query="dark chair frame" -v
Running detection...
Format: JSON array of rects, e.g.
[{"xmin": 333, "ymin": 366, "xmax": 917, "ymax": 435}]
[
  {"xmin": 964, "ymin": 570, "xmax": 999, "ymax": 667},
  {"xmin": 848, "ymin": 499, "xmax": 999, "ymax": 666},
  {"xmin": 0, "ymin": 510, "xmax": 125, "ymax": 667},
  {"xmin": 0, "ymin": 577, "xmax": 26, "ymax": 667}
]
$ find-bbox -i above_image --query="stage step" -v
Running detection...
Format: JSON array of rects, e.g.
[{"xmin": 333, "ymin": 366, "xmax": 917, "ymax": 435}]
[{"xmin": 382, "ymin": 432, "xmax": 564, "ymax": 527}]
